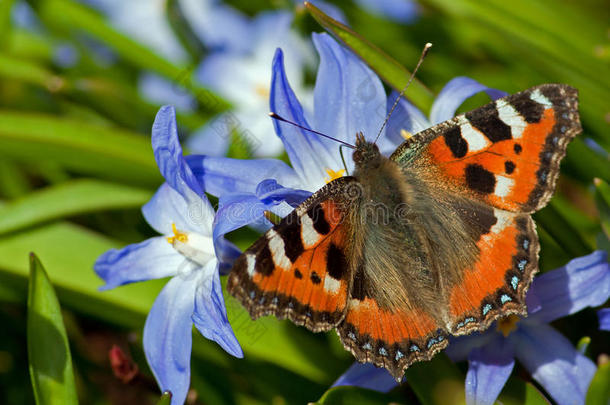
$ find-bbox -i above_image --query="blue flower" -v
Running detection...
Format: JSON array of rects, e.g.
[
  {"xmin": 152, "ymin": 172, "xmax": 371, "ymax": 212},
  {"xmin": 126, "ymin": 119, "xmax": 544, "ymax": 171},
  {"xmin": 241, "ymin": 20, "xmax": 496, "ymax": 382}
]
[
  {"xmin": 94, "ymin": 106, "xmax": 242, "ymax": 405},
  {"xmin": 598, "ymin": 308, "xmax": 610, "ymax": 331},
  {"xmin": 445, "ymin": 251, "xmax": 609, "ymax": 405},
  {"xmin": 187, "ymin": 10, "xmax": 315, "ymax": 158}
]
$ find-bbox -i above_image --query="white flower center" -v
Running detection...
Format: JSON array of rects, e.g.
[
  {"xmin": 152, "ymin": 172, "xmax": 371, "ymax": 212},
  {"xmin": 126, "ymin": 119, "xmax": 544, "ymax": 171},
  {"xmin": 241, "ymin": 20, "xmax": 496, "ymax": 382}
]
[{"xmin": 167, "ymin": 223, "xmax": 215, "ymax": 266}]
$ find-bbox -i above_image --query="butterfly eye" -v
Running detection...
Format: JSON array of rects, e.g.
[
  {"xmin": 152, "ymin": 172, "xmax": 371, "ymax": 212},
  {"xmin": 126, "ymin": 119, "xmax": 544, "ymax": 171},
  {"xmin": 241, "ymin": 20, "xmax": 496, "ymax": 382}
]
[{"xmin": 353, "ymin": 150, "xmax": 362, "ymax": 162}]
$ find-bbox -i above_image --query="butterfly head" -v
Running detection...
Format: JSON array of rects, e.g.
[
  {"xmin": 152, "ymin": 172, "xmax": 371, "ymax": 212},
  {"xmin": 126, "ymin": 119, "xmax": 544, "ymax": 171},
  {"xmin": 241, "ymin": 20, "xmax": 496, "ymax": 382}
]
[{"xmin": 353, "ymin": 132, "xmax": 382, "ymax": 169}]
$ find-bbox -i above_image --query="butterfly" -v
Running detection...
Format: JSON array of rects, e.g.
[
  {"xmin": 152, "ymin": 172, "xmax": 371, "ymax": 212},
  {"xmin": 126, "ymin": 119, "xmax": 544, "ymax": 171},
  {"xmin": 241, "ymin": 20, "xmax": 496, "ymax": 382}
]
[{"xmin": 227, "ymin": 84, "xmax": 581, "ymax": 380}]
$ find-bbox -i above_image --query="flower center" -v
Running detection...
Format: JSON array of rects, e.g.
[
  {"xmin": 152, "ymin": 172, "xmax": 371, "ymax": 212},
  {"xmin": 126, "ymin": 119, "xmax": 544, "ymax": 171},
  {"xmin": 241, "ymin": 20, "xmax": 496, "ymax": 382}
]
[
  {"xmin": 325, "ymin": 168, "xmax": 345, "ymax": 183},
  {"xmin": 496, "ymin": 314, "xmax": 520, "ymax": 337},
  {"xmin": 254, "ymin": 84, "xmax": 270, "ymax": 99},
  {"xmin": 166, "ymin": 223, "xmax": 215, "ymax": 266}
]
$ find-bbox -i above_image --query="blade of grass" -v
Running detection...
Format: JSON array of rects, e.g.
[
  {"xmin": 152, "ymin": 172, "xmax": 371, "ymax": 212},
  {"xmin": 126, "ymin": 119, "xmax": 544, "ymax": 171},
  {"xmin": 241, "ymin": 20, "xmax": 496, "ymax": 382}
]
[
  {"xmin": 0, "ymin": 179, "xmax": 152, "ymax": 235},
  {"xmin": 0, "ymin": 110, "xmax": 161, "ymax": 186},
  {"xmin": 27, "ymin": 253, "xmax": 78, "ymax": 405}
]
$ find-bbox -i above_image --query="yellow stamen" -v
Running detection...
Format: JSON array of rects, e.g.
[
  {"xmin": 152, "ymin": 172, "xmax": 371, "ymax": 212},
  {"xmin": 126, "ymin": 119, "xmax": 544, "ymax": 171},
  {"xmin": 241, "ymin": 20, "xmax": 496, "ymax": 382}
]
[
  {"xmin": 400, "ymin": 129, "xmax": 413, "ymax": 140},
  {"xmin": 325, "ymin": 168, "xmax": 345, "ymax": 183},
  {"xmin": 255, "ymin": 84, "xmax": 270, "ymax": 99},
  {"xmin": 496, "ymin": 314, "xmax": 520, "ymax": 337},
  {"xmin": 166, "ymin": 223, "xmax": 188, "ymax": 244}
]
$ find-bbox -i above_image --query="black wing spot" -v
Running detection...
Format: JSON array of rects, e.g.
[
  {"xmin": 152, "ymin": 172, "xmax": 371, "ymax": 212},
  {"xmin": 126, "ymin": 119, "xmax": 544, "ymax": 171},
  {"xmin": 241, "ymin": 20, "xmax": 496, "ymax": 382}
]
[
  {"xmin": 310, "ymin": 271, "xmax": 321, "ymax": 284},
  {"xmin": 294, "ymin": 268, "xmax": 303, "ymax": 279},
  {"xmin": 307, "ymin": 203, "xmax": 331, "ymax": 235},
  {"xmin": 327, "ymin": 243, "xmax": 347, "ymax": 280},
  {"xmin": 514, "ymin": 144, "xmax": 522, "ymax": 154},
  {"xmin": 511, "ymin": 96, "xmax": 544, "ymax": 123},
  {"xmin": 351, "ymin": 262, "xmax": 368, "ymax": 301},
  {"xmin": 279, "ymin": 219, "xmax": 304, "ymax": 263},
  {"xmin": 443, "ymin": 126, "xmax": 468, "ymax": 158},
  {"xmin": 465, "ymin": 164, "xmax": 496, "ymax": 194},
  {"xmin": 466, "ymin": 104, "xmax": 512, "ymax": 143},
  {"xmin": 505, "ymin": 161, "xmax": 516, "ymax": 174},
  {"xmin": 255, "ymin": 244, "xmax": 275, "ymax": 276}
]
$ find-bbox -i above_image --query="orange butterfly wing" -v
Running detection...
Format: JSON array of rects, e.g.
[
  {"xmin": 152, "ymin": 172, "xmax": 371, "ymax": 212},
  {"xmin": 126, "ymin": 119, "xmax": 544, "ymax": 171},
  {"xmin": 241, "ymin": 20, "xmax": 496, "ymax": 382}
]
[{"xmin": 227, "ymin": 178, "xmax": 356, "ymax": 332}]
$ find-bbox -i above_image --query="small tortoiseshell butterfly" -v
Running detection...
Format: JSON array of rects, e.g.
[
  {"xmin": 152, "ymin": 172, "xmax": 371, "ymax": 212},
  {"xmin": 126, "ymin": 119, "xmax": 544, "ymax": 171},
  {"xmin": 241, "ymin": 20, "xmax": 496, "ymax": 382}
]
[{"xmin": 227, "ymin": 84, "xmax": 581, "ymax": 379}]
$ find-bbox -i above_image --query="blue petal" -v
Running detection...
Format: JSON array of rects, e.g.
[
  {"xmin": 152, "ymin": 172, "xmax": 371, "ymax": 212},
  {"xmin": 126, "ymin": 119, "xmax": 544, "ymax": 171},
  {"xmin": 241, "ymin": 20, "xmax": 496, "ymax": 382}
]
[
  {"xmin": 445, "ymin": 330, "xmax": 497, "ymax": 362},
  {"xmin": 332, "ymin": 362, "xmax": 399, "ymax": 392},
  {"xmin": 597, "ymin": 308, "xmax": 610, "ymax": 333},
  {"xmin": 526, "ymin": 250, "xmax": 610, "ymax": 323},
  {"xmin": 354, "ymin": 0, "xmax": 419, "ymax": 24},
  {"xmin": 142, "ymin": 183, "xmax": 209, "ymax": 235},
  {"xmin": 512, "ymin": 322, "xmax": 596, "ymax": 405},
  {"xmin": 429, "ymin": 77, "xmax": 508, "ymax": 124},
  {"xmin": 186, "ymin": 154, "xmax": 302, "ymax": 197},
  {"xmin": 270, "ymin": 47, "xmax": 335, "ymax": 190},
  {"xmin": 143, "ymin": 274, "xmax": 198, "ymax": 405},
  {"xmin": 152, "ymin": 106, "xmax": 205, "ymax": 199},
  {"xmin": 313, "ymin": 33, "xmax": 387, "ymax": 169},
  {"xmin": 255, "ymin": 179, "xmax": 311, "ymax": 207},
  {"xmin": 215, "ymin": 237, "xmax": 242, "ymax": 275},
  {"xmin": 94, "ymin": 237, "xmax": 183, "ymax": 290},
  {"xmin": 465, "ymin": 335, "xmax": 515, "ymax": 405},
  {"xmin": 212, "ymin": 193, "xmax": 270, "ymax": 243},
  {"xmin": 192, "ymin": 261, "xmax": 243, "ymax": 358}
]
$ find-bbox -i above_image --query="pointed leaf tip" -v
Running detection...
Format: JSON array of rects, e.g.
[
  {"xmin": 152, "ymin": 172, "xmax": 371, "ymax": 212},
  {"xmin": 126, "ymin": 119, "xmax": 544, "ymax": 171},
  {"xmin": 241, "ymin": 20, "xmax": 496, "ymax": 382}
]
[{"xmin": 27, "ymin": 253, "xmax": 78, "ymax": 405}]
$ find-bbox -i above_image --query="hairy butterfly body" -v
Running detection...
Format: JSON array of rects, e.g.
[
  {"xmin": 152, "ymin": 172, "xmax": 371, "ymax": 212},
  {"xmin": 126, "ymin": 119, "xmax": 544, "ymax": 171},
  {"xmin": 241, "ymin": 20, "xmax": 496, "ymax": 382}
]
[{"xmin": 227, "ymin": 84, "xmax": 581, "ymax": 379}]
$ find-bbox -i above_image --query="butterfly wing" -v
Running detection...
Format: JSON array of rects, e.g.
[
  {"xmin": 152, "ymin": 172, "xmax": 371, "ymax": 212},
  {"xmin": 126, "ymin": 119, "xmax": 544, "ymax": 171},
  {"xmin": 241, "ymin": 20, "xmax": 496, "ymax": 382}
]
[
  {"xmin": 335, "ymin": 84, "xmax": 578, "ymax": 379},
  {"xmin": 391, "ymin": 84, "xmax": 580, "ymax": 213},
  {"xmin": 335, "ymin": 196, "xmax": 538, "ymax": 379},
  {"xmin": 227, "ymin": 177, "xmax": 359, "ymax": 332}
]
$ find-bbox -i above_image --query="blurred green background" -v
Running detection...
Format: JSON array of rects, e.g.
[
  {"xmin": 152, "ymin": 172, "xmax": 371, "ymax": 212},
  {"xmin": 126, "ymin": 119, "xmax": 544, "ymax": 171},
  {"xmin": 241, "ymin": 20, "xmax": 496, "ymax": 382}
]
[{"xmin": 0, "ymin": 0, "xmax": 608, "ymax": 404}]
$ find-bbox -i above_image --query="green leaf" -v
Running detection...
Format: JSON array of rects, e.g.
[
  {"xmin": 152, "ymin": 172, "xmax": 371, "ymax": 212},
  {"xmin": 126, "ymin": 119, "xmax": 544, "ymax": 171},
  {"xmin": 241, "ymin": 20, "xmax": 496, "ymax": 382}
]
[
  {"xmin": 27, "ymin": 253, "xmax": 78, "ymax": 405},
  {"xmin": 404, "ymin": 354, "xmax": 465, "ymax": 405},
  {"xmin": 315, "ymin": 386, "xmax": 410, "ymax": 405},
  {"xmin": 156, "ymin": 392, "xmax": 173, "ymax": 405},
  {"xmin": 534, "ymin": 202, "xmax": 591, "ymax": 258},
  {"xmin": 0, "ymin": 0, "xmax": 16, "ymax": 43},
  {"xmin": 586, "ymin": 360, "xmax": 610, "ymax": 405},
  {"xmin": 0, "ymin": 53, "xmax": 66, "ymax": 91},
  {"xmin": 497, "ymin": 376, "xmax": 550, "ymax": 405},
  {"xmin": 0, "ymin": 111, "xmax": 161, "ymax": 186},
  {"xmin": 305, "ymin": 1, "xmax": 435, "ymax": 113},
  {"xmin": 594, "ymin": 178, "xmax": 610, "ymax": 240},
  {"xmin": 0, "ymin": 179, "xmax": 152, "ymax": 235}
]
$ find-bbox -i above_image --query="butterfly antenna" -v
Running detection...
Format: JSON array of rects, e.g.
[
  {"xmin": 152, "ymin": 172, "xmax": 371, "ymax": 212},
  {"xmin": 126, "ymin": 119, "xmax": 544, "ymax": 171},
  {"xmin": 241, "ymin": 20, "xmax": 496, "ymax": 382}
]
[
  {"xmin": 269, "ymin": 112, "xmax": 356, "ymax": 149},
  {"xmin": 374, "ymin": 42, "xmax": 432, "ymax": 144}
]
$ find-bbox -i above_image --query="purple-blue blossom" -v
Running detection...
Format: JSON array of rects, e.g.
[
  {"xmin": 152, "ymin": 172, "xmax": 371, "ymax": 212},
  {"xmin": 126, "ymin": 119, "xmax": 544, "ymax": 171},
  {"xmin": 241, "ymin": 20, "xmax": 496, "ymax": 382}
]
[{"xmin": 94, "ymin": 106, "xmax": 242, "ymax": 405}]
